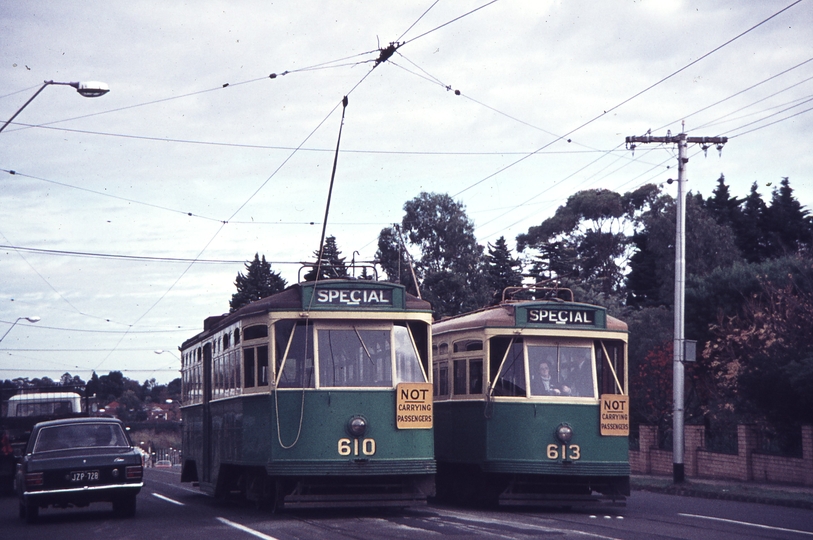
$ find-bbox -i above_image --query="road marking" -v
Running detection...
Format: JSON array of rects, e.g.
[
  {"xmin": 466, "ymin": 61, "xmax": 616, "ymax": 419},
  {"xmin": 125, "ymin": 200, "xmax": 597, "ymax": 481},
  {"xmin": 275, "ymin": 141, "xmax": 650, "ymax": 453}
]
[
  {"xmin": 679, "ymin": 513, "xmax": 813, "ymax": 536},
  {"xmin": 152, "ymin": 493, "xmax": 185, "ymax": 506},
  {"xmin": 217, "ymin": 517, "xmax": 280, "ymax": 540}
]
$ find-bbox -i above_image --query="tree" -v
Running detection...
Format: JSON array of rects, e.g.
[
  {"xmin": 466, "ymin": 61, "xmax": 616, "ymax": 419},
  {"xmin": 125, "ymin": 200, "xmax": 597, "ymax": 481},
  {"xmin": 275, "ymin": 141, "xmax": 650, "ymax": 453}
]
[
  {"xmin": 701, "ymin": 268, "xmax": 813, "ymax": 436},
  {"xmin": 485, "ymin": 236, "xmax": 523, "ymax": 304},
  {"xmin": 626, "ymin": 191, "xmax": 740, "ymax": 308},
  {"xmin": 304, "ymin": 235, "xmax": 348, "ymax": 281},
  {"xmin": 763, "ymin": 177, "xmax": 813, "ymax": 258},
  {"xmin": 705, "ymin": 174, "xmax": 742, "ymax": 230},
  {"xmin": 737, "ymin": 182, "xmax": 769, "ymax": 263},
  {"xmin": 377, "ymin": 192, "xmax": 489, "ymax": 318},
  {"xmin": 230, "ymin": 253, "xmax": 287, "ymax": 312},
  {"xmin": 517, "ymin": 186, "xmax": 659, "ymax": 296},
  {"xmin": 376, "ymin": 226, "xmax": 417, "ymax": 294}
]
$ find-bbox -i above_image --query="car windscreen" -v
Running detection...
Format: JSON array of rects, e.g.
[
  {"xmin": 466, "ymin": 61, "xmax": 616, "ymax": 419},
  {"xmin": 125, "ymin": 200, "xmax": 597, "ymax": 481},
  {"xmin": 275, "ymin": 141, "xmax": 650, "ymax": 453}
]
[{"xmin": 33, "ymin": 423, "xmax": 129, "ymax": 452}]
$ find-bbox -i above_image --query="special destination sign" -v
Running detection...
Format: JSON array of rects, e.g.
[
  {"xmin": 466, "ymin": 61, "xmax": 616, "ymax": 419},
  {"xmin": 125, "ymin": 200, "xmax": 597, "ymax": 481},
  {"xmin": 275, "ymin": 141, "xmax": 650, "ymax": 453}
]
[
  {"xmin": 515, "ymin": 304, "xmax": 605, "ymax": 328},
  {"xmin": 301, "ymin": 283, "xmax": 406, "ymax": 310},
  {"xmin": 315, "ymin": 288, "xmax": 393, "ymax": 306}
]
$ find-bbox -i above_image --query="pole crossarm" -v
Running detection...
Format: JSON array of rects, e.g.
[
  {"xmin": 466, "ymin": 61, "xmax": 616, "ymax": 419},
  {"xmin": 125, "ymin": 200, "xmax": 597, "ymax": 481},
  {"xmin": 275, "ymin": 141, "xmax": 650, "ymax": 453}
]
[{"xmin": 626, "ymin": 135, "xmax": 727, "ymax": 145}]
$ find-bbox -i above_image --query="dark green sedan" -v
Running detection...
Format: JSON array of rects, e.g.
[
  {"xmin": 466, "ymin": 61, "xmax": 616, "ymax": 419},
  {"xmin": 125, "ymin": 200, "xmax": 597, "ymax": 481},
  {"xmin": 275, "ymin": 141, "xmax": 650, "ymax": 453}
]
[{"xmin": 16, "ymin": 417, "xmax": 143, "ymax": 523}]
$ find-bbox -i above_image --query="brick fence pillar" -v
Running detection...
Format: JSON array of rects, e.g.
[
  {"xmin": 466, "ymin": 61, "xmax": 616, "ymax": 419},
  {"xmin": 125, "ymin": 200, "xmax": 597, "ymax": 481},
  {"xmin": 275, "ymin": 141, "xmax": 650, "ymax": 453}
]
[
  {"xmin": 639, "ymin": 425, "xmax": 657, "ymax": 474},
  {"xmin": 802, "ymin": 425, "xmax": 813, "ymax": 486},
  {"xmin": 684, "ymin": 425, "xmax": 705, "ymax": 477},
  {"xmin": 737, "ymin": 424, "xmax": 757, "ymax": 481}
]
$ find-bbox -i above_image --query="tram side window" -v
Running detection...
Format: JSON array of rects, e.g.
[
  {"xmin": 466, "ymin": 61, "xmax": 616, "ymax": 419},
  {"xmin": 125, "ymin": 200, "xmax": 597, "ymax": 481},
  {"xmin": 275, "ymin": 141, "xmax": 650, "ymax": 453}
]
[
  {"xmin": 437, "ymin": 364, "xmax": 449, "ymax": 397},
  {"xmin": 491, "ymin": 337, "xmax": 526, "ymax": 397},
  {"xmin": 470, "ymin": 359, "xmax": 483, "ymax": 394},
  {"xmin": 244, "ymin": 348, "xmax": 255, "ymax": 388},
  {"xmin": 453, "ymin": 360, "xmax": 467, "ymax": 395},
  {"xmin": 244, "ymin": 324, "xmax": 268, "ymax": 341},
  {"xmin": 275, "ymin": 321, "xmax": 315, "ymax": 389},
  {"xmin": 257, "ymin": 346, "xmax": 269, "ymax": 386}
]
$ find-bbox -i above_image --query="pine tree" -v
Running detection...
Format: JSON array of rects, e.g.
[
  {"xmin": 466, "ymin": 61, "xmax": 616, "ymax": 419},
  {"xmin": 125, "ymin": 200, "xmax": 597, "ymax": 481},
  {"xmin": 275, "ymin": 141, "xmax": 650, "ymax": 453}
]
[
  {"xmin": 485, "ymin": 236, "xmax": 523, "ymax": 304},
  {"xmin": 738, "ymin": 182, "xmax": 769, "ymax": 263},
  {"xmin": 763, "ymin": 177, "xmax": 813, "ymax": 258},
  {"xmin": 304, "ymin": 236, "xmax": 348, "ymax": 281},
  {"xmin": 706, "ymin": 174, "xmax": 742, "ymax": 231},
  {"xmin": 230, "ymin": 253, "xmax": 287, "ymax": 312}
]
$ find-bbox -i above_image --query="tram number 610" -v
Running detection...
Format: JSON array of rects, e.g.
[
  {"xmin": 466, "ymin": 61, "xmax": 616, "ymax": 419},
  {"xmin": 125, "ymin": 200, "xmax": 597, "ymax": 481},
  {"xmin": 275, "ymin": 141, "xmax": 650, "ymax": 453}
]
[
  {"xmin": 546, "ymin": 444, "xmax": 581, "ymax": 460},
  {"xmin": 338, "ymin": 438, "xmax": 376, "ymax": 456}
]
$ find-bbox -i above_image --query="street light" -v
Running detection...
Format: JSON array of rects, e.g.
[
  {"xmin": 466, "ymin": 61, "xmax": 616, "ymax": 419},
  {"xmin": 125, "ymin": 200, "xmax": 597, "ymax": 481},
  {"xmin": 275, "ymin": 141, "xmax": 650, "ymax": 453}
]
[
  {"xmin": 0, "ymin": 316, "xmax": 41, "ymax": 343},
  {"xmin": 0, "ymin": 79, "xmax": 110, "ymax": 134},
  {"xmin": 154, "ymin": 349, "xmax": 179, "ymax": 359}
]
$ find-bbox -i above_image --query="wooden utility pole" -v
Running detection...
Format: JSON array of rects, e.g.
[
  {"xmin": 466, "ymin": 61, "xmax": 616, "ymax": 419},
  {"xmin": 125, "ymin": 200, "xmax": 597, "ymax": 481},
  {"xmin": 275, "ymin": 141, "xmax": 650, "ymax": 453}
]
[{"xmin": 625, "ymin": 126, "xmax": 727, "ymax": 483}]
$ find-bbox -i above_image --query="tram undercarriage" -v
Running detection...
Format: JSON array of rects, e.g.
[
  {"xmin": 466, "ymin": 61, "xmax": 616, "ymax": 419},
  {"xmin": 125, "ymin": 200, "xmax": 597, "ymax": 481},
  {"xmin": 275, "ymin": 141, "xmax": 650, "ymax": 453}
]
[
  {"xmin": 199, "ymin": 463, "xmax": 435, "ymax": 510},
  {"xmin": 436, "ymin": 462, "xmax": 628, "ymax": 508}
]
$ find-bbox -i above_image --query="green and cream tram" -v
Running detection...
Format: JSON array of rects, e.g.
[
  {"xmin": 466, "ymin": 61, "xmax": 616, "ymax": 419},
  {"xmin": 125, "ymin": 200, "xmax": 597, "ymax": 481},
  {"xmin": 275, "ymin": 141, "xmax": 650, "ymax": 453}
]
[
  {"xmin": 432, "ymin": 288, "xmax": 629, "ymax": 506},
  {"xmin": 180, "ymin": 278, "xmax": 435, "ymax": 509}
]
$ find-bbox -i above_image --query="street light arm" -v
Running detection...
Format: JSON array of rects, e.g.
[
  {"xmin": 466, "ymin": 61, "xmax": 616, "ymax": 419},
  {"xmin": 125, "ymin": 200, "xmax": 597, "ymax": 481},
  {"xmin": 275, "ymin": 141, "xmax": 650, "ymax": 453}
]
[
  {"xmin": 0, "ymin": 316, "xmax": 40, "ymax": 343},
  {"xmin": 0, "ymin": 82, "xmax": 50, "ymax": 134},
  {"xmin": 0, "ymin": 79, "xmax": 109, "ymax": 134}
]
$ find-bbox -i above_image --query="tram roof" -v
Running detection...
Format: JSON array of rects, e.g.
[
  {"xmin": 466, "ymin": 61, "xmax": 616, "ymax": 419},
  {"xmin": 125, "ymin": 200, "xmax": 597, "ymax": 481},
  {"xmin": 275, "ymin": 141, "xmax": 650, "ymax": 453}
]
[
  {"xmin": 182, "ymin": 279, "xmax": 432, "ymax": 347},
  {"xmin": 433, "ymin": 301, "xmax": 628, "ymax": 335}
]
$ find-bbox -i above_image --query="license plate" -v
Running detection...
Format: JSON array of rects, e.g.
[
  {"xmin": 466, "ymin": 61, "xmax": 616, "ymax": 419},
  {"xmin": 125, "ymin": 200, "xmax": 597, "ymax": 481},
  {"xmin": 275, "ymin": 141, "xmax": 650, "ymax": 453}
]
[{"xmin": 70, "ymin": 470, "xmax": 99, "ymax": 482}]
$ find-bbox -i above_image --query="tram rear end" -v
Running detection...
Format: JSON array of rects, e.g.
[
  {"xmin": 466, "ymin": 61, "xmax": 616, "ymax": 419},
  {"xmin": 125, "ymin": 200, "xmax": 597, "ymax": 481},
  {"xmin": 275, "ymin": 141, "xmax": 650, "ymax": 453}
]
[
  {"xmin": 433, "ymin": 288, "xmax": 629, "ymax": 507},
  {"xmin": 180, "ymin": 279, "xmax": 435, "ymax": 509}
]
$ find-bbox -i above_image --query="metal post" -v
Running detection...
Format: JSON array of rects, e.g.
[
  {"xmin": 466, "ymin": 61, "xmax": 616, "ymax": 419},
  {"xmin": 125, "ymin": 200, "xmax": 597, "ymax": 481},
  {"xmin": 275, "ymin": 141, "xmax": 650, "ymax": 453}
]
[{"xmin": 672, "ymin": 133, "xmax": 687, "ymax": 483}]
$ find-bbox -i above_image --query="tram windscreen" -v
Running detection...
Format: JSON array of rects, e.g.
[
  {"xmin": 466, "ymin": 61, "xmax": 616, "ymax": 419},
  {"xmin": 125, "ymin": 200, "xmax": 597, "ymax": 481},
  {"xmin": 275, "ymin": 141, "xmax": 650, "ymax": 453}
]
[
  {"xmin": 318, "ymin": 328, "xmax": 392, "ymax": 387},
  {"xmin": 529, "ymin": 344, "xmax": 595, "ymax": 398}
]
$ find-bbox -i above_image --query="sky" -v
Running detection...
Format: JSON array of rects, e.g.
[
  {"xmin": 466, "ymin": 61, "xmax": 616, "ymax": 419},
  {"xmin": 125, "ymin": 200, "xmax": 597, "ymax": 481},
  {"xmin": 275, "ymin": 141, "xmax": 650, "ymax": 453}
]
[{"xmin": 1, "ymin": 0, "xmax": 812, "ymax": 384}]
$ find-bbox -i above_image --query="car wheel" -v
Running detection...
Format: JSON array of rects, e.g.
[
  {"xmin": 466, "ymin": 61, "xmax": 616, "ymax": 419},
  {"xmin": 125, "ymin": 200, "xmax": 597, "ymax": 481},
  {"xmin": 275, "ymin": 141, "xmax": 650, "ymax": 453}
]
[{"xmin": 113, "ymin": 494, "xmax": 137, "ymax": 518}]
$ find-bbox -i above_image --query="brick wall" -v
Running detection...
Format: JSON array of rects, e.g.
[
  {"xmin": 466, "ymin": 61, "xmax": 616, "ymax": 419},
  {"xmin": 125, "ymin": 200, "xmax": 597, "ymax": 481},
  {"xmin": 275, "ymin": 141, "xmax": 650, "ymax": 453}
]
[{"xmin": 629, "ymin": 425, "xmax": 813, "ymax": 487}]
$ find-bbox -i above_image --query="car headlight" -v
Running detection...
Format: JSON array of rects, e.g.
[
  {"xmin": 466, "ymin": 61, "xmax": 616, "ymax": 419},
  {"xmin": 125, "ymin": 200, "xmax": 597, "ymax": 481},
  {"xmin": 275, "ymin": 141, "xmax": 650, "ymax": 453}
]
[
  {"xmin": 555, "ymin": 423, "xmax": 573, "ymax": 443},
  {"xmin": 346, "ymin": 416, "xmax": 368, "ymax": 438}
]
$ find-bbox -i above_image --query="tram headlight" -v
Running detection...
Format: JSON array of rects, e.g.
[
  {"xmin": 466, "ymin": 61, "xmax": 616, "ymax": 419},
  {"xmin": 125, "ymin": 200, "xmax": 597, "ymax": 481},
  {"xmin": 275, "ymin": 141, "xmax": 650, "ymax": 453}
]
[
  {"xmin": 346, "ymin": 415, "xmax": 368, "ymax": 438},
  {"xmin": 555, "ymin": 423, "xmax": 574, "ymax": 443}
]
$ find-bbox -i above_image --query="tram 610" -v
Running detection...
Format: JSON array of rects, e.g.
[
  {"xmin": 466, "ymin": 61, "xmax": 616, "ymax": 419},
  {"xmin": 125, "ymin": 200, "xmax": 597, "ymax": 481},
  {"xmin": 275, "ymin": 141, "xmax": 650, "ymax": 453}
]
[
  {"xmin": 432, "ymin": 287, "xmax": 629, "ymax": 506},
  {"xmin": 179, "ymin": 278, "xmax": 435, "ymax": 509}
]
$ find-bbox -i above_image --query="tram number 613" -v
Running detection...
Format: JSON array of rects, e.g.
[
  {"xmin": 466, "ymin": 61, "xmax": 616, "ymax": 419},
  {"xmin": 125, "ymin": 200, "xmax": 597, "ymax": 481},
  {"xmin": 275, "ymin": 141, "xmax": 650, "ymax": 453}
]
[
  {"xmin": 338, "ymin": 438, "xmax": 376, "ymax": 456},
  {"xmin": 546, "ymin": 444, "xmax": 581, "ymax": 460}
]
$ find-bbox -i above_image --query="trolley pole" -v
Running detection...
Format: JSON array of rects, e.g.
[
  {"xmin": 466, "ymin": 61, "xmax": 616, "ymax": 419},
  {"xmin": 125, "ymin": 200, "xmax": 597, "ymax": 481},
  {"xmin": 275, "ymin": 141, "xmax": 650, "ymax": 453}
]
[{"xmin": 625, "ymin": 127, "xmax": 727, "ymax": 484}]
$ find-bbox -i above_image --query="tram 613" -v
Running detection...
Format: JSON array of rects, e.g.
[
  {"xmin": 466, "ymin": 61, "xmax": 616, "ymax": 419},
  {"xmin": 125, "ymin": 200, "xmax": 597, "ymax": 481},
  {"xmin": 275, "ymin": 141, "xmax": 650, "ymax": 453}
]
[
  {"xmin": 432, "ymin": 287, "xmax": 629, "ymax": 506},
  {"xmin": 179, "ymin": 278, "xmax": 435, "ymax": 509}
]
